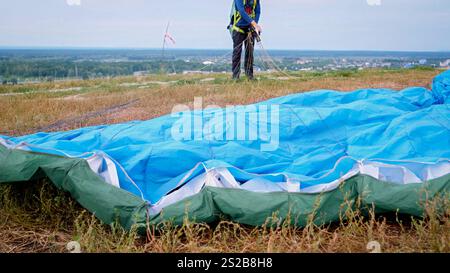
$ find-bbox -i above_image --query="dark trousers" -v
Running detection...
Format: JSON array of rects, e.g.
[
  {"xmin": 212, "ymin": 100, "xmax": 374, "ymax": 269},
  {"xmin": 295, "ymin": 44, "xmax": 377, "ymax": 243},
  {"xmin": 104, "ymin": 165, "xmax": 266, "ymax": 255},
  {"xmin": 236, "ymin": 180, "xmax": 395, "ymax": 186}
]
[{"xmin": 232, "ymin": 30, "xmax": 255, "ymax": 80}]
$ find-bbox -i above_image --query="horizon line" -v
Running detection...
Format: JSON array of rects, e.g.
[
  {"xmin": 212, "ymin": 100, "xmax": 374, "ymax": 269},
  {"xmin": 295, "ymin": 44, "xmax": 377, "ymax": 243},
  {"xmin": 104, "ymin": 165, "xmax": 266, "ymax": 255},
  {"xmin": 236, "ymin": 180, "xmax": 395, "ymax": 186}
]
[{"xmin": 0, "ymin": 46, "xmax": 450, "ymax": 53}]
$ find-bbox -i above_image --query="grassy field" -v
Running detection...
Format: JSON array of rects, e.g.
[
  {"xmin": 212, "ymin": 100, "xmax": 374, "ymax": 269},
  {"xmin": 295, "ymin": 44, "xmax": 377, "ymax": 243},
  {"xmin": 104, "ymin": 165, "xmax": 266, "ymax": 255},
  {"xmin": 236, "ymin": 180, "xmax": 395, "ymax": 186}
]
[{"xmin": 0, "ymin": 68, "xmax": 449, "ymax": 253}]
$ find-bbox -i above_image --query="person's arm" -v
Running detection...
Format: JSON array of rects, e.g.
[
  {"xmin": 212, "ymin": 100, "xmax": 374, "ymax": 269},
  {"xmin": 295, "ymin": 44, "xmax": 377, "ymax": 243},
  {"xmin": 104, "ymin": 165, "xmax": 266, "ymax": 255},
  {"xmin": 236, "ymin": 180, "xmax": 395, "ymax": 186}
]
[
  {"xmin": 252, "ymin": 0, "xmax": 262, "ymax": 34},
  {"xmin": 235, "ymin": 0, "xmax": 254, "ymax": 25},
  {"xmin": 255, "ymin": 0, "xmax": 261, "ymax": 23}
]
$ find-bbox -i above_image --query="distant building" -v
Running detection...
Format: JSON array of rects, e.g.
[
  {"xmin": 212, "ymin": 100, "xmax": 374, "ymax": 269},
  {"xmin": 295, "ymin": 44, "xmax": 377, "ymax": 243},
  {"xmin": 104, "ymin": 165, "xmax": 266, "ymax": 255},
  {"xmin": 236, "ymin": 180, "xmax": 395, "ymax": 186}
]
[
  {"xmin": 296, "ymin": 59, "xmax": 312, "ymax": 65},
  {"xmin": 419, "ymin": 59, "xmax": 427, "ymax": 65},
  {"xmin": 133, "ymin": 71, "xmax": 151, "ymax": 76},
  {"xmin": 182, "ymin": 70, "xmax": 211, "ymax": 75},
  {"xmin": 202, "ymin": 61, "xmax": 215, "ymax": 65},
  {"xmin": 440, "ymin": 59, "xmax": 450, "ymax": 68}
]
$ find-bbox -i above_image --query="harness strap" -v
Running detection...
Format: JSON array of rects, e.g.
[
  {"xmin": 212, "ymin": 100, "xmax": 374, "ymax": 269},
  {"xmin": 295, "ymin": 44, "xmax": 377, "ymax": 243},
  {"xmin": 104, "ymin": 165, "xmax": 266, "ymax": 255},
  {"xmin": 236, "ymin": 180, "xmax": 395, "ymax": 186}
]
[{"xmin": 232, "ymin": 0, "xmax": 257, "ymax": 34}]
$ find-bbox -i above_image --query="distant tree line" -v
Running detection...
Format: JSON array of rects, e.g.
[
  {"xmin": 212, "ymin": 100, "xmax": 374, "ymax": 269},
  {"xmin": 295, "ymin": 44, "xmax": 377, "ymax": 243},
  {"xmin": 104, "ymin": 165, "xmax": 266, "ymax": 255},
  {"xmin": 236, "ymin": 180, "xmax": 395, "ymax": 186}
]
[
  {"xmin": 2, "ymin": 78, "xmax": 18, "ymax": 85},
  {"xmin": 0, "ymin": 59, "xmax": 231, "ymax": 81}
]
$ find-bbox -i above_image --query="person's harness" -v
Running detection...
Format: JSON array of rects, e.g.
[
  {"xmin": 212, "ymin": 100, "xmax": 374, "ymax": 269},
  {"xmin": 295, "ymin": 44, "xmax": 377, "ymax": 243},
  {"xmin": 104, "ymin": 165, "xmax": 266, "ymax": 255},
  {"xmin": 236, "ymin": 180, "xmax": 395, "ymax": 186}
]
[{"xmin": 228, "ymin": 0, "xmax": 258, "ymax": 34}]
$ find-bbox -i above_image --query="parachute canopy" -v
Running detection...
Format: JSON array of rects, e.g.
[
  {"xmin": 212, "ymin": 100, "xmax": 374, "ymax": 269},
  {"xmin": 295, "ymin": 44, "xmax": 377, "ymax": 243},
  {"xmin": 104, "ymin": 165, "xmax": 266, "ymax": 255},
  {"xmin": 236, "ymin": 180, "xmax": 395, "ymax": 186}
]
[{"xmin": 1, "ymin": 70, "xmax": 450, "ymax": 230}]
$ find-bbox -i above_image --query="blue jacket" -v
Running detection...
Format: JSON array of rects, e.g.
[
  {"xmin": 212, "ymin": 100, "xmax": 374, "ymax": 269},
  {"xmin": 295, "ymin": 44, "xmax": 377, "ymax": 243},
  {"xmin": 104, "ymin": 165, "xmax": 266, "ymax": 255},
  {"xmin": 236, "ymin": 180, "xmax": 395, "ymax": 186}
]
[{"xmin": 234, "ymin": 0, "xmax": 261, "ymax": 28}]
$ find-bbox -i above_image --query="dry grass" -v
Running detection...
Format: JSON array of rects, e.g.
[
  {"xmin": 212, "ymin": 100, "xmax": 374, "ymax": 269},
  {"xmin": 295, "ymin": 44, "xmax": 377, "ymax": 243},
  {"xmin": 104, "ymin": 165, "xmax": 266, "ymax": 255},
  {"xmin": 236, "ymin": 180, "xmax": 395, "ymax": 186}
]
[
  {"xmin": 0, "ymin": 179, "xmax": 448, "ymax": 253},
  {"xmin": 0, "ymin": 68, "xmax": 449, "ymax": 253},
  {"xmin": 0, "ymin": 68, "xmax": 441, "ymax": 135}
]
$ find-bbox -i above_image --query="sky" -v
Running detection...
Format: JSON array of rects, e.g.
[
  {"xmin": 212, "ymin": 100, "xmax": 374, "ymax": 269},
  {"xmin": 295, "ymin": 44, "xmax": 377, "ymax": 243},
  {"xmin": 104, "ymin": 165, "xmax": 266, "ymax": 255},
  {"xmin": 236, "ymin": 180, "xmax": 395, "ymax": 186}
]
[{"xmin": 0, "ymin": 0, "xmax": 449, "ymax": 51}]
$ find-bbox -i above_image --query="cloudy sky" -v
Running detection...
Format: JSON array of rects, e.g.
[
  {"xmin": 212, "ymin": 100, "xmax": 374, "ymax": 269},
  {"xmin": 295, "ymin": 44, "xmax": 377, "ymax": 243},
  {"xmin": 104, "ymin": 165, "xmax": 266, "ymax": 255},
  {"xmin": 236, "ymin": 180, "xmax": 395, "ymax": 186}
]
[{"xmin": 0, "ymin": 0, "xmax": 449, "ymax": 51}]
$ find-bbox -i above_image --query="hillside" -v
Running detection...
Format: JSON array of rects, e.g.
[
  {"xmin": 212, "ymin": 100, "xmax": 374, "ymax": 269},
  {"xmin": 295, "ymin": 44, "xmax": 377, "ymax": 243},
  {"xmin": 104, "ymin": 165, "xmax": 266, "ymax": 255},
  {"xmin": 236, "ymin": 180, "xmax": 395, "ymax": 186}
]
[
  {"xmin": 0, "ymin": 68, "xmax": 448, "ymax": 253},
  {"xmin": 0, "ymin": 68, "xmax": 442, "ymax": 135}
]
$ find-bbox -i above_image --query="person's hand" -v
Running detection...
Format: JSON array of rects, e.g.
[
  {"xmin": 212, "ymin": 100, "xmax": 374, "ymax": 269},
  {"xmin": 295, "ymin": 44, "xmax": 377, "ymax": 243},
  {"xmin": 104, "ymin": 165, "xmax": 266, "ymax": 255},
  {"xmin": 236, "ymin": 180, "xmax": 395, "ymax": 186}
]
[{"xmin": 251, "ymin": 21, "xmax": 262, "ymax": 35}]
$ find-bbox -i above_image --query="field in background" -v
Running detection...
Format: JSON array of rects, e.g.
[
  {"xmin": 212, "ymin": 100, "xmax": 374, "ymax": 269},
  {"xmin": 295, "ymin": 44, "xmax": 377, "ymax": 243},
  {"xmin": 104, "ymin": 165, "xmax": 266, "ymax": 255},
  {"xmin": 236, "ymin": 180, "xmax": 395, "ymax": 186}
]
[
  {"xmin": 0, "ymin": 68, "xmax": 448, "ymax": 253},
  {"xmin": 0, "ymin": 68, "xmax": 442, "ymax": 135}
]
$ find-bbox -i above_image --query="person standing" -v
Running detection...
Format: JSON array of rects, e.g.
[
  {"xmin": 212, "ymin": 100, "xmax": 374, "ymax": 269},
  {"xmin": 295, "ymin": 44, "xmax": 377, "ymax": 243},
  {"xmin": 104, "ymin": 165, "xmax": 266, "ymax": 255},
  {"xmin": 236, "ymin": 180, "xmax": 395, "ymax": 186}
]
[{"xmin": 229, "ymin": 0, "xmax": 262, "ymax": 80}]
